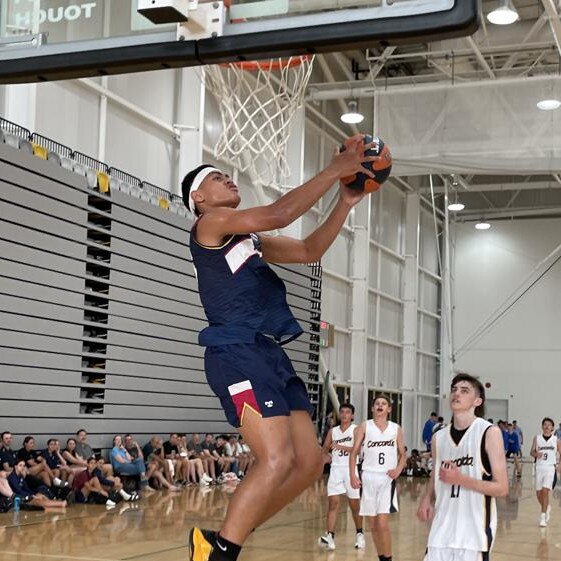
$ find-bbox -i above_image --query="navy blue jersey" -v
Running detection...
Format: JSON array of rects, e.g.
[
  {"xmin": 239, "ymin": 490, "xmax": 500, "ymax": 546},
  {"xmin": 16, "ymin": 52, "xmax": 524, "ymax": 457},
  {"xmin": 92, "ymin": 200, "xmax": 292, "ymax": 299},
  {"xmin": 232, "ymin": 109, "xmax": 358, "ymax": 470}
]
[{"xmin": 190, "ymin": 222, "xmax": 302, "ymax": 347}]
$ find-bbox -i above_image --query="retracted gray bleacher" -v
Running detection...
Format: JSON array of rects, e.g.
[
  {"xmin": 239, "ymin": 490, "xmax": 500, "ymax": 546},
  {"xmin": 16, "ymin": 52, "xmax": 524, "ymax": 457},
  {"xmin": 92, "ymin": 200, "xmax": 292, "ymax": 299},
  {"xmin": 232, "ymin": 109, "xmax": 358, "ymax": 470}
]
[{"xmin": 0, "ymin": 123, "xmax": 321, "ymax": 451}]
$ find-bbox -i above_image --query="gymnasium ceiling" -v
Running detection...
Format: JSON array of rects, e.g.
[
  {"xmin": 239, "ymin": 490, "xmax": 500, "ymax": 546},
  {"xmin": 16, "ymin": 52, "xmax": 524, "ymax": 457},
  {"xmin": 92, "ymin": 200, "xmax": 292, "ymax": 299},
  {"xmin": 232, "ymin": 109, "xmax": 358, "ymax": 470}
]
[{"xmin": 309, "ymin": 0, "xmax": 561, "ymax": 222}]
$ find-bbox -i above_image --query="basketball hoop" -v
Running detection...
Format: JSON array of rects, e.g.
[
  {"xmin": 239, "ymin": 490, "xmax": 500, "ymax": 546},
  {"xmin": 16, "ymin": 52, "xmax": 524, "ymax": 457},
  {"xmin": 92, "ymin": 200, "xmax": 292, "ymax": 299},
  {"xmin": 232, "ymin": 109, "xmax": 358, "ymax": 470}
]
[{"xmin": 204, "ymin": 55, "xmax": 315, "ymax": 186}]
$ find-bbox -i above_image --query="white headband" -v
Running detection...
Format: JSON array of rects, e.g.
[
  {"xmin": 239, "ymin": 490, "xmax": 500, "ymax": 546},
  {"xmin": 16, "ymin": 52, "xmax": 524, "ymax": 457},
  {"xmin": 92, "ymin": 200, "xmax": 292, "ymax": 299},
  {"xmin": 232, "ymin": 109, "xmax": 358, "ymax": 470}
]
[{"xmin": 188, "ymin": 167, "xmax": 222, "ymax": 214}]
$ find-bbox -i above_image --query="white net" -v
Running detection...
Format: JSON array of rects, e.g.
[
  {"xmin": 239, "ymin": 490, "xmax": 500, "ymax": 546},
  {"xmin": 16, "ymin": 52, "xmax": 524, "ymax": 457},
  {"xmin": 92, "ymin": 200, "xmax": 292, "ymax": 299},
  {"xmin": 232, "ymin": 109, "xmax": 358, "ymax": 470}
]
[
  {"xmin": 204, "ymin": 56, "xmax": 315, "ymax": 186},
  {"xmin": 375, "ymin": 74, "xmax": 561, "ymax": 176}
]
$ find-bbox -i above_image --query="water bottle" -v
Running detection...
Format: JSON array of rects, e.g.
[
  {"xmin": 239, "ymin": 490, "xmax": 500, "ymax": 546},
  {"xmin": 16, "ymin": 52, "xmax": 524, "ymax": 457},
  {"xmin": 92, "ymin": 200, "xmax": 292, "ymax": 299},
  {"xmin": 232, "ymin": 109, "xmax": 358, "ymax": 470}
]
[{"xmin": 13, "ymin": 496, "xmax": 21, "ymax": 512}]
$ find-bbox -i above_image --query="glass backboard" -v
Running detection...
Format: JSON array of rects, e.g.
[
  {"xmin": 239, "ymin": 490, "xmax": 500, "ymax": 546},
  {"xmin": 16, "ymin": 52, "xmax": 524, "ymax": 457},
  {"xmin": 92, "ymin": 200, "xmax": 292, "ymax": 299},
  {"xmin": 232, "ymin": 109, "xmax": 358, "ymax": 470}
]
[{"xmin": 0, "ymin": 0, "xmax": 479, "ymax": 83}]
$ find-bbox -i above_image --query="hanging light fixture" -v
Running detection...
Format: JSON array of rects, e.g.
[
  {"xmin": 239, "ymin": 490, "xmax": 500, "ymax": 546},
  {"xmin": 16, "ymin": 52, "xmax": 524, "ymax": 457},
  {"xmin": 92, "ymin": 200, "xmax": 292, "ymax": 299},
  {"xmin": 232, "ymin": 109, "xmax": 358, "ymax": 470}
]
[
  {"xmin": 448, "ymin": 202, "xmax": 465, "ymax": 212},
  {"xmin": 537, "ymin": 99, "xmax": 561, "ymax": 111},
  {"xmin": 475, "ymin": 221, "xmax": 491, "ymax": 230},
  {"xmin": 341, "ymin": 100, "xmax": 364, "ymax": 124},
  {"xmin": 487, "ymin": 0, "xmax": 519, "ymax": 25}
]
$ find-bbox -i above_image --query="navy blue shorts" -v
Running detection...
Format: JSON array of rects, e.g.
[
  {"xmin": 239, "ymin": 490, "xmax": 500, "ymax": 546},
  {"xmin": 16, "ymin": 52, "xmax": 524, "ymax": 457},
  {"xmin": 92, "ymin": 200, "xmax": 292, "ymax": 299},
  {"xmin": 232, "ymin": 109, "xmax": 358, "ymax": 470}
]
[{"xmin": 204, "ymin": 334, "xmax": 313, "ymax": 428}]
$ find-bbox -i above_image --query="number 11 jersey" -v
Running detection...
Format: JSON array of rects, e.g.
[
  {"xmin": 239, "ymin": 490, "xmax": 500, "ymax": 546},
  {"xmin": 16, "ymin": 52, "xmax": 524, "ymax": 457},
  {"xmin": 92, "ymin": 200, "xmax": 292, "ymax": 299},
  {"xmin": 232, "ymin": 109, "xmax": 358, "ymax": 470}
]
[{"xmin": 428, "ymin": 417, "xmax": 496, "ymax": 553}]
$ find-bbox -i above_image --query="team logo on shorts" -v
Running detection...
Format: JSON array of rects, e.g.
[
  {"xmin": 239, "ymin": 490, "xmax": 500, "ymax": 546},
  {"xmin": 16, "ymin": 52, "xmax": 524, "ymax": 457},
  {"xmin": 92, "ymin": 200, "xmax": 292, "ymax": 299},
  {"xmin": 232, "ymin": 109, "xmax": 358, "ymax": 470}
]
[
  {"xmin": 265, "ymin": 401, "xmax": 274, "ymax": 408},
  {"xmin": 228, "ymin": 380, "xmax": 262, "ymax": 422}
]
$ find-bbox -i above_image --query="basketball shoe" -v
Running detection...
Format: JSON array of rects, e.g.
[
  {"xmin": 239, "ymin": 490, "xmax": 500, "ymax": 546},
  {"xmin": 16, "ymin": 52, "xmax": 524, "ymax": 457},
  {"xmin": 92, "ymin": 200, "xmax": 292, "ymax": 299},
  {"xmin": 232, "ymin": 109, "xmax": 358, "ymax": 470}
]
[
  {"xmin": 189, "ymin": 528, "xmax": 216, "ymax": 561},
  {"xmin": 318, "ymin": 532, "xmax": 336, "ymax": 550},
  {"xmin": 355, "ymin": 531, "xmax": 366, "ymax": 549}
]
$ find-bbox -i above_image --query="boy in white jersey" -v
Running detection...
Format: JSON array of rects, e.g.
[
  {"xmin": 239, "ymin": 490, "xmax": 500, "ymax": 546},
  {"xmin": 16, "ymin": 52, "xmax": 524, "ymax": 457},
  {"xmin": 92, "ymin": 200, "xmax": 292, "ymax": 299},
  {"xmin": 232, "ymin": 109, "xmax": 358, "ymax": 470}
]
[
  {"xmin": 350, "ymin": 394, "xmax": 406, "ymax": 561},
  {"xmin": 530, "ymin": 417, "xmax": 561, "ymax": 527},
  {"xmin": 319, "ymin": 403, "xmax": 365, "ymax": 551},
  {"xmin": 418, "ymin": 373, "xmax": 508, "ymax": 561}
]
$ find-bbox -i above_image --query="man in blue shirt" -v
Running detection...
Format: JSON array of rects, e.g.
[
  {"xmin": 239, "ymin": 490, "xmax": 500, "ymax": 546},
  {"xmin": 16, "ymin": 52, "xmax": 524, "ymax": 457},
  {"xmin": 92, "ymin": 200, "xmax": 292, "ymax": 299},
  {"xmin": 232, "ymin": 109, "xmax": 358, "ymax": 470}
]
[
  {"xmin": 183, "ymin": 135, "xmax": 378, "ymax": 561},
  {"xmin": 422, "ymin": 413, "xmax": 438, "ymax": 451},
  {"xmin": 506, "ymin": 423, "xmax": 522, "ymax": 478}
]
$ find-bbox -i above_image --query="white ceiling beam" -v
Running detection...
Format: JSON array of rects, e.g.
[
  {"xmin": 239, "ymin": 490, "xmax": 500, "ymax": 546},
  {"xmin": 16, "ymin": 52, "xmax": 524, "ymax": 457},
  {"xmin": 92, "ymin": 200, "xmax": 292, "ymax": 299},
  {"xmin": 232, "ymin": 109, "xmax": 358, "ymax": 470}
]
[
  {"xmin": 368, "ymin": 46, "xmax": 397, "ymax": 80},
  {"xmin": 541, "ymin": 0, "xmax": 561, "ymax": 56},
  {"xmin": 465, "ymin": 36, "xmax": 496, "ymax": 79},
  {"xmin": 420, "ymin": 179, "xmax": 561, "ymax": 193},
  {"xmin": 502, "ymin": 13, "xmax": 549, "ymax": 70}
]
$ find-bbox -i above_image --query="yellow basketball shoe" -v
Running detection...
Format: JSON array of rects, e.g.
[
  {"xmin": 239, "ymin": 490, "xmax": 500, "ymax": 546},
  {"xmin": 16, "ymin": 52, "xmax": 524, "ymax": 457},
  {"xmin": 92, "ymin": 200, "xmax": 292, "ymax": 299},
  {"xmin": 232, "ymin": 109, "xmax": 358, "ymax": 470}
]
[{"xmin": 189, "ymin": 528, "xmax": 216, "ymax": 561}]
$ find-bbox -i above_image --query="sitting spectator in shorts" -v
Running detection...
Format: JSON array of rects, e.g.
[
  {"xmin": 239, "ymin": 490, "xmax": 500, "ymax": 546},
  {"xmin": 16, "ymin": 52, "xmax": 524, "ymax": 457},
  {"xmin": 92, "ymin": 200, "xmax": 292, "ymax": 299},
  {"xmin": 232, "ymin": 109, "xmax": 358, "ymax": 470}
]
[
  {"xmin": 200, "ymin": 434, "xmax": 224, "ymax": 477},
  {"xmin": 8, "ymin": 460, "xmax": 67, "ymax": 508},
  {"xmin": 110, "ymin": 435, "xmax": 151, "ymax": 489},
  {"xmin": 225, "ymin": 435, "xmax": 246, "ymax": 478},
  {"xmin": 17, "ymin": 436, "xmax": 68, "ymax": 490},
  {"xmin": 188, "ymin": 433, "xmax": 217, "ymax": 482},
  {"xmin": 43, "ymin": 439, "xmax": 75, "ymax": 486},
  {"xmin": 144, "ymin": 436, "xmax": 173, "ymax": 484},
  {"xmin": 179, "ymin": 434, "xmax": 212, "ymax": 486},
  {"xmin": 75, "ymin": 429, "xmax": 113, "ymax": 477},
  {"xmin": 72, "ymin": 456, "xmax": 120, "ymax": 506},
  {"xmin": 62, "ymin": 437, "xmax": 89, "ymax": 472},
  {"xmin": 215, "ymin": 435, "xmax": 237, "ymax": 476},
  {"xmin": 124, "ymin": 434, "xmax": 180, "ymax": 492},
  {"xmin": 91, "ymin": 456, "xmax": 139, "ymax": 501},
  {"xmin": 163, "ymin": 433, "xmax": 187, "ymax": 484}
]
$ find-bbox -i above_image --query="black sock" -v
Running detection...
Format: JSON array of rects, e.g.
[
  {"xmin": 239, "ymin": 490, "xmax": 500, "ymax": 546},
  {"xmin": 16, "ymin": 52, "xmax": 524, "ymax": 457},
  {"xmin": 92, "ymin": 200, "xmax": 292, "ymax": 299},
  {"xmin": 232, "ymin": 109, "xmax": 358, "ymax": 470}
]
[
  {"xmin": 378, "ymin": 556, "xmax": 392, "ymax": 561},
  {"xmin": 328, "ymin": 531, "xmax": 335, "ymax": 537},
  {"xmin": 356, "ymin": 528, "xmax": 363, "ymax": 534},
  {"xmin": 210, "ymin": 534, "xmax": 242, "ymax": 561}
]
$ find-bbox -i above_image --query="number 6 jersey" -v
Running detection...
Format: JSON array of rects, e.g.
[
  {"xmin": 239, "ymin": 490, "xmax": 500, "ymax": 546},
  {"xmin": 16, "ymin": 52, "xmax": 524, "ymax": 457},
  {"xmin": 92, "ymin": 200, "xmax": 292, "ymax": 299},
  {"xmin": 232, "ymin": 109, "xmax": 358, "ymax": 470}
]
[
  {"xmin": 428, "ymin": 417, "xmax": 496, "ymax": 553},
  {"xmin": 362, "ymin": 420, "xmax": 398, "ymax": 472}
]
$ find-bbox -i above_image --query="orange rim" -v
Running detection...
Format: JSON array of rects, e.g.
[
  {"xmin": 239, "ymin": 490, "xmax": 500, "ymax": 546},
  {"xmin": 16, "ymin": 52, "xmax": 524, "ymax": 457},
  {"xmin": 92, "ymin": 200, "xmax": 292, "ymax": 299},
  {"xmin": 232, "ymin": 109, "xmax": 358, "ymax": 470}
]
[{"xmin": 225, "ymin": 55, "xmax": 313, "ymax": 71}]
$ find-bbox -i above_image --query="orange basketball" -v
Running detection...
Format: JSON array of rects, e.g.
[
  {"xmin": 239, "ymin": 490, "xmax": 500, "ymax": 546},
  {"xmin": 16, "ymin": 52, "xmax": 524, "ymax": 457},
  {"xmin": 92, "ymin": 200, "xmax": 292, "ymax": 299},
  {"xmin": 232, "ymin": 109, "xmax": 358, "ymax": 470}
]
[{"xmin": 340, "ymin": 135, "xmax": 392, "ymax": 193}]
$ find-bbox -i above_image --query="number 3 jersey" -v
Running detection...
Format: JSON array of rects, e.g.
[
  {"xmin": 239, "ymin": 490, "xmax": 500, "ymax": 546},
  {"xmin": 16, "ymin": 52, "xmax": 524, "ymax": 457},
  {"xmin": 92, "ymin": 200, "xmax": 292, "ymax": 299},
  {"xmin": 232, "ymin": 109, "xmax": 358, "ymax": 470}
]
[
  {"xmin": 362, "ymin": 420, "xmax": 398, "ymax": 472},
  {"xmin": 428, "ymin": 417, "xmax": 496, "ymax": 552},
  {"xmin": 330, "ymin": 424, "xmax": 357, "ymax": 468}
]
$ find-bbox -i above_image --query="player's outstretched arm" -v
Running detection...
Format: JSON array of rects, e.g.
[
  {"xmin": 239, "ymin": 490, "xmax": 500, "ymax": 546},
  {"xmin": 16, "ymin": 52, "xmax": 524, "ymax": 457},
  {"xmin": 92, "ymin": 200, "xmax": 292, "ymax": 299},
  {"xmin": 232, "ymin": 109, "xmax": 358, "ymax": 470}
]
[
  {"xmin": 439, "ymin": 426, "xmax": 508, "ymax": 497},
  {"xmin": 197, "ymin": 135, "xmax": 377, "ymax": 243},
  {"xmin": 417, "ymin": 437, "xmax": 436, "ymax": 522},
  {"xmin": 349, "ymin": 423, "xmax": 365, "ymax": 489},
  {"xmin": 260, "ymin": 182, "xmax": 366, "ymax": 264}
]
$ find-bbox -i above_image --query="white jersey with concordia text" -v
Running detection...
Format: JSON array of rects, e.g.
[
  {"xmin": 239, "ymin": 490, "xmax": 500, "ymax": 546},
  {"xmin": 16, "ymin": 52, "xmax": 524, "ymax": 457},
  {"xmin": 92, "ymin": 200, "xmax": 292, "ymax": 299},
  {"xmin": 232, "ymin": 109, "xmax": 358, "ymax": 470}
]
[
  {"xmin": 428, "ymin": 417, "xmax": 496, "ymax": 553},
  {"xmin": 362, "ymin": 420, "xmax": 398, "ymax": 472},
  {"xmin": 535, "ymin": 434, "xmax": 558, "ymax": 467},
  {"xmin": 330, "ymin": 423, "xmax": 357, "ymax": 468}
]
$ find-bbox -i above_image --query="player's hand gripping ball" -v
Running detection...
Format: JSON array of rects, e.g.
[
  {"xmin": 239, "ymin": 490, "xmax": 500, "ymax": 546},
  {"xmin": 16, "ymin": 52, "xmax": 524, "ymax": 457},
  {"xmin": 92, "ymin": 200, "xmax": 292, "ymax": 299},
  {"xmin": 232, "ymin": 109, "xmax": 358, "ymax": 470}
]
[{"xmin": 340, "ymin": 135, "xmax": 392, "ymax": 193}]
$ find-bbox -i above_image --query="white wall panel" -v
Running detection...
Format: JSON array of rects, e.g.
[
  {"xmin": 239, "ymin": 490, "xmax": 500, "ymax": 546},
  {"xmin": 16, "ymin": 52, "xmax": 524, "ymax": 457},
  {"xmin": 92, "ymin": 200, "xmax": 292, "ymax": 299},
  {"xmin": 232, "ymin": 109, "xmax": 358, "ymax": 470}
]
[
  {"xmin": 379, "ymin": 298, "xmax": 402, "ymax": 344},
  {"xmin": 379, "ymin": 252, "xmax": 402, "ymax": 298},
  {"xmin": 378, "ymin": 344, "xmax": 401, "ymax": 390}
]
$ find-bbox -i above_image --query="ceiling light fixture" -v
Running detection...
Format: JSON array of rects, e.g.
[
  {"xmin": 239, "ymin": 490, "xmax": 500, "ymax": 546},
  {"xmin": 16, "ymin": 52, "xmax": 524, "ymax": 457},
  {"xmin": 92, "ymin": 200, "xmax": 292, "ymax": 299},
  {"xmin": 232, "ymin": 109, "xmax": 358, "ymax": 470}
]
[
  {"xmin": 448, "ymin": 202, "xmax": 465, "ymax": 212},
  {"xmin": 537, "ymin": 99, "xmax": 561, "ymax": 111},
  {"xmin": 487, "ymin": 0, "xmax": 519, "ymax": 25},
  {"xmin": 341, "ymin": 100, "xmax": 364, "ymax": 124},
  {"xmin": 475, "ymin": 221, "xmax": 491, "ymax": 230}
]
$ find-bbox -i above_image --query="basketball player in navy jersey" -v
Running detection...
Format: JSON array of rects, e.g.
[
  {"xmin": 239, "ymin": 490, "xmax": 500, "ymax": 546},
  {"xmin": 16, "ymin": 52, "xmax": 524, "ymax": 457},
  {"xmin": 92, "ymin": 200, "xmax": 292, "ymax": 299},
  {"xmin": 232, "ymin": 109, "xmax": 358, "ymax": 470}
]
[
  {"xmin": 350, "ymin": 394, "xmax": 406, "ymax": 561},
  {"xmin": 417, "ymin": 373, "xmax": 508, "ymax": 561},
  {"xmin": 182, "ymin": 135, "xmax": 378, "ymax": 561},
  {"xmin": 319, "ymin": 402, "xmax": 365, "ymax": 551},
  {"xmin": 530, "ymin": 417, "xmax": 561, "ymax": 527}
]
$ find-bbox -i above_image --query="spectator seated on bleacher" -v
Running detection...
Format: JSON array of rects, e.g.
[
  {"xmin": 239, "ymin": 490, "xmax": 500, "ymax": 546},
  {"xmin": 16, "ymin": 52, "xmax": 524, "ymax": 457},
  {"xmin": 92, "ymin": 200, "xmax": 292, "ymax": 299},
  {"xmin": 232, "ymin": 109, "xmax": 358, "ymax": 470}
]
[
  {"xmin": 72, "ymin": 456, "xmax": 121, "ymax": 507},
  {"xmin": 215, "ymin": 435, "xmax": 237, "ymax": 480},
  {"xmin": 188, "ymin": 433, "xmax": 217, "ymax": 483},
  {"xmin": 8, "ymin": 460, "xmax": 68, "ymax": 509},
  {"xmin": 110, "ymin": 435, "xmax": 151, "ymax": 490},
  {"xmin": 179, "ymin": 434, "xmax": 212, "ymax": 486},
  {"xmin": 43, "ymin": 439, "xmax": 75, "ymax": 487},
  {"xmin": 1, "ymin": 431, "xmax": 19, "ymax": 473},
  {"xmin": 163, "ymin": 433, "xmax": 188, "ymax": 485},
  {"xmin": 124, "ymin": 434, "xmax": 179, "ymax": 492},
  {"xmin": 75, "ymin": 429, "xmax": 113, "ymax": 478},
  {"xmin": 18, "ymin": 436, "xmax": 69, "ymax": 491},
  {"xmin": 62, "ymin": 438, "xmax": 89, "ymax": 474},
  {"xmin": 200, "ymin": 433, "xmax": 228, "ymax": 479}
]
